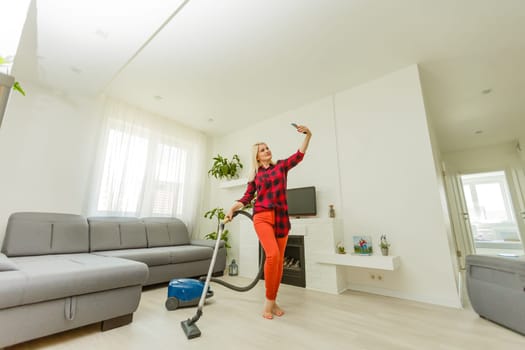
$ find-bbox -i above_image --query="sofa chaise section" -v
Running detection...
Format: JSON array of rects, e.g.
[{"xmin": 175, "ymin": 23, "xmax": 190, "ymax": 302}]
[{"xmin": 0, "ymin": 213, "xmax": 149, "ymax": 348}]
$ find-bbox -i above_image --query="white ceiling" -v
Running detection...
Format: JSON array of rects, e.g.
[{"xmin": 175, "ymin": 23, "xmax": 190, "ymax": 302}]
[{"xmin": 13, "ymin": 0, "xmax": 525, "ymax": 152}]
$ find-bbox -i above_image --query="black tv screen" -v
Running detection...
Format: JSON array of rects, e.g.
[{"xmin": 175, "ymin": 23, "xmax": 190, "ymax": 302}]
[{"xmin": 287, "ymin": 186, "xmax": 317, "ymax": 217}]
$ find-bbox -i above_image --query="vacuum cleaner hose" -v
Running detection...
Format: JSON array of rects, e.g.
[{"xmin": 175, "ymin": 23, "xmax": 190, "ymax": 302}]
[{"xmin": 202, "ymin": 210, "xmax": 265, "ymax": 292}]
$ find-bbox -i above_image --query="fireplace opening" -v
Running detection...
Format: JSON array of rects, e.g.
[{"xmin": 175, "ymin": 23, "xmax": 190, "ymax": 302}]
[{"xmin": 260, "ymin": 235, "xmax": 305, "ymax": 288}]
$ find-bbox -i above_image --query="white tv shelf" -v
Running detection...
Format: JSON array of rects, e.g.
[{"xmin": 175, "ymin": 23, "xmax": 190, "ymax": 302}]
[
  {"xmin": 219, "ymin": 178, "xmax": 248, "ymax": 189},
  {"xmin": 315, "ymin": 253, "xmax": 400, "ymax": 271}
]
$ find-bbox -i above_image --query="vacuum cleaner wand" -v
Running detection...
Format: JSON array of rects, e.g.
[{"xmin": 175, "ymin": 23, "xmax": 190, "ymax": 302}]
[{"xmin": 181, "ymin": 222, "xmax": 225, "ymax": 339}]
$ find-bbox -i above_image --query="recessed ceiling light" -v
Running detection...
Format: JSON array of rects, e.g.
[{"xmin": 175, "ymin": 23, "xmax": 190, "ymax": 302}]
[
  {"xmin": 95, "ymin": 29, "xmax": 109, "ymax": 39},
  {"xmin": 474, "ymin": 130, "xmax": 483, "ymax": 134},
  {"xmin": 70, "ymin": 66, "xmax": 82, "ymax": 74},
  {"xmin": 482, "ymin": 88, "xmax": 492, "ymax": 94}
]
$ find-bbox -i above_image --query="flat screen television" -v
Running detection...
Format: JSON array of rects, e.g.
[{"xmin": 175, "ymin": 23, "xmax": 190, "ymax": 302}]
[{"xmin": 287, "ymin": 186, "xmax": 317, "ymax": 217}]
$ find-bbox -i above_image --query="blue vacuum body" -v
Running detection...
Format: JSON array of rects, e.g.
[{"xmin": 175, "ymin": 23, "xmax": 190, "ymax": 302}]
[{"xmin": 166, "ymin": 278, "xmax": 213, "ymax": 310}]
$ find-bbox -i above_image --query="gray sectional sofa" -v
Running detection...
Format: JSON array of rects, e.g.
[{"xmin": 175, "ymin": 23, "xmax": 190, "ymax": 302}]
[{"xmin": 0, "ymin": 212, "xmax": 226, "ymax": 348}]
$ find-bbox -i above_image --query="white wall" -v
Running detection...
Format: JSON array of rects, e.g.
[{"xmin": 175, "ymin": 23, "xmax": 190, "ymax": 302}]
[
  {"xmin": 334, "ymin": 65, "xmax": 459, "ymax": 307},
  {"xmin": 443, "ymin": 141, "xmax": 524, "ymax": 172},
  {"xmin": 519, "ymin": 136, "xmax": 525, "ymax": 163},
  {"xmin": 0, "ymin": 81, "xmax": 103, "ymax": 242},
  {"xmin": 208, "ymin": 65, "xmax": 461, "ymax": 308}
]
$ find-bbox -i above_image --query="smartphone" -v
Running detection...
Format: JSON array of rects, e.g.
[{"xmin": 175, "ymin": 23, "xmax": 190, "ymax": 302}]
[{"xmin": 291, "ymin": 123, "xmax": 307, "ymax": 134}]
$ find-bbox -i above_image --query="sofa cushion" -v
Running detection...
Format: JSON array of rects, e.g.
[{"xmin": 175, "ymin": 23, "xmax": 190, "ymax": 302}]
[
  {"xmin": 191, "ymin": 239, "xmax": 226, "ymax": 249},
  {"xmin": 94, "ymin": 245, "xmax": 213, "ymax": 267},
  {"xmin": 2, "ymin": 213, "xmax": 89, "ymax": 257},
  {"xmin": 0, "ymin": 253, "xmax": 18, "ymax": 271},
  {"xmin": 0, "ymin": 253, "xmax": 149, "ymax": 309},
  {"xmin": 163, "ymin": 245, "xmax": 214, "ymax": 264},
  {"xmin": 88, "ymin": 217, "xmax": 147, "ymax": 252},
  {"xmin": 93, "ymin": 248, "xmax": 172, "ymax": 267},
  {"xmin": 142, "ymin": 217, "xmax": 191, "ymax": 247}
]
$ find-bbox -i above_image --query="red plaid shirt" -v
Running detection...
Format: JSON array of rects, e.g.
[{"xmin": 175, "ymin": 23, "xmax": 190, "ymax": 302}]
[{"xmin": 238, "ymin": 150, "xmax": 305, "ymax": 237}]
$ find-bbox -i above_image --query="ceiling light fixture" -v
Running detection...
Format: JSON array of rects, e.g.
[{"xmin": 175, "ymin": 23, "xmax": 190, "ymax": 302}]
[{"xmin": 95, "ymin": 29, "xmax": 109, "ymax": 39}]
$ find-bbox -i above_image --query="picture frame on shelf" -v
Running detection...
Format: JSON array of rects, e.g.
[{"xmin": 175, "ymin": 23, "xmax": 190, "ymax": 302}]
[{"xmin": 352, "ymin": 235, "xmax": 373, "ymax": 255}]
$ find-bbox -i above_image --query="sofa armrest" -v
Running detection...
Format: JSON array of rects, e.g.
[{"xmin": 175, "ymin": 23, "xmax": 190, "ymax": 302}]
[
  {"xmin": 0, "ymin": 253, "xmax": 19, "ymax": 271},
  {"xmin": 191, "ymin": 239, "xmax": 225, "ymax": 249}
]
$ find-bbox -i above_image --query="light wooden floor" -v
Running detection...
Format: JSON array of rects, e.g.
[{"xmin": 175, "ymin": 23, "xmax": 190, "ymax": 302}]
[{"xmin": 7, "ymin": 276, "xmax": 525, "ymax": 350}]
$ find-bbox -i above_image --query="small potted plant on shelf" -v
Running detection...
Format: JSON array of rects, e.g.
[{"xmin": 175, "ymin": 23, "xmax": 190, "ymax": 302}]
[
  {"xmin": 380, "ymin": 234, "xmax": 391, "ymax": 256},
  {"xmin": 336, "ymin": 241, "xmax": 346, "ymax": 254},
  {"xmin": 208, "ymin": 154, "xmax": 243, "ymax": 180}
]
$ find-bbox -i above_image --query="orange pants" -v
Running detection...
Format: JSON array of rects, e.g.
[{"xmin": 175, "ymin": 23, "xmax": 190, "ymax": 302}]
[{"xmin": 253, "ymin": 210, "xmax": 288, "ymax": 300}]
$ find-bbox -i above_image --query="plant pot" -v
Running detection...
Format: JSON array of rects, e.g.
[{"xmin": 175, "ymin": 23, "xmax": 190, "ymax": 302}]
[{"xmin": 381, "ymin": 247, "xmax": 389, "ymax": 256}]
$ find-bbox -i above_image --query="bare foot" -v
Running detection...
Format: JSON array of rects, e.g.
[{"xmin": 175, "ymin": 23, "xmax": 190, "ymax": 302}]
[
  {"xmin": 263, "ymin": 299, "xmax": 274, "ymax": 320},
  {"xmin": 272, "ymin": 303, "xmax": 285, "ymax": 317},
  {"xmin": 262, "ymin": 312, "xmax": 273, "ymax": 319}
]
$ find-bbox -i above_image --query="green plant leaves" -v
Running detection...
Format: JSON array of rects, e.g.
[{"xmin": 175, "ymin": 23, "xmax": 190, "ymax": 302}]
[
  {"xmin": 208, "ymin": 154, "xmax": 243, "ymax": 180},
  {"xmin": 204, "ymin": 207, "xmax": 225, "ymax": 221},
  {"xmin": 204, "ymin": 207, "xmax": 231, "ymax": 249},
  {"xmin": 13, "ymin": 81, "xmax": 25, "ymax": 96},
  {"xmin": 204, "ymin": 229, "xmax": 231, "ymax": 248}
]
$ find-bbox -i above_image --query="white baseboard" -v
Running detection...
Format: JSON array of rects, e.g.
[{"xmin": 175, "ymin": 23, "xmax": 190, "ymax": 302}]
[{"xmin": 346, "ymin": 283, "xmax": 462, "ymax": 309}]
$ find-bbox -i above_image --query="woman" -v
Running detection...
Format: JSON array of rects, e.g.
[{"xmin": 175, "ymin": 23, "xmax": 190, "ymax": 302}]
[{"xmin": 225, "ymin": 124, "xmax": 312, "ymax": 319}]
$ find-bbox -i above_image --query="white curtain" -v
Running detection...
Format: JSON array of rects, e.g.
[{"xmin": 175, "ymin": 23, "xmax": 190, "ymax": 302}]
[{"xmin": 88, "ymin": 98, "xmax": 207, "ymax": 230}]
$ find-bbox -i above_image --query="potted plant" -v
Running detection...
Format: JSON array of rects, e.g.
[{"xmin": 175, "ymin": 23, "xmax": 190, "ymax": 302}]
[
  {"xmin": 0, "ymin": 56, "xmax": 25, "ymax": 128},
  {"xmin": 208, "ymin": 154, "xmax": 243, "ymax": 180},
  {"xmin": 0, "ymin": 56, "xmax": 25, "ymax": 96},
  {"xmin": 203, "ymin": 207, "xmax": 231, "ymax": 251},
  {"xmin": 380, "ymin": 234, "xmax": 391, "ymax": 256},
  {"xmin": 336, "ymin": 241, "xmax": 346, "ymax": 254}
]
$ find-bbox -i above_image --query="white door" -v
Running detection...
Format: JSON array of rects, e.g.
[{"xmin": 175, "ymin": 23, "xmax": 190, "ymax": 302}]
[
  {"xmin": 510, "ymin": 168, "xmax": 525, "ymax": 243},
  {"xmin": 450, "ymin": 174, "xmax": 475, "ymax": 268}
]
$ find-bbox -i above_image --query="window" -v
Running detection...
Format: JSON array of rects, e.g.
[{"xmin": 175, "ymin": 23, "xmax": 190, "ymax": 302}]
[
  {"xmin": 97, "ymin": 128, "xmax": 149, "ymax": 214},
  {"xmin": 461, "ymin": 171, "xmax": 522, "ymax": 252},
  {"xmin": 90, "ymin": 99, "xmax": 206, "ymax": 228},
  {"xmin": 151, "ymin": 143, "xmax": 187, "ymax": 216},
  {"xmin": 95, "ymin": 120, "xmax": 189, "ymax": 217}
]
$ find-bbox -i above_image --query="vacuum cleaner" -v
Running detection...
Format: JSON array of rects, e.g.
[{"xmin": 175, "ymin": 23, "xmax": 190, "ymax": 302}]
[
  {"xmin": 165, "ymin": 279, "xmax": 214, "ymax": 311},
  {"xmin": 179, "ymin": 210, "xmax": 264, "ymax": 339}
]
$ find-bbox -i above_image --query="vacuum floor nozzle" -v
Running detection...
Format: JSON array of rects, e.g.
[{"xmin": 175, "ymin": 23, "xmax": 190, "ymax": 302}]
[{"xmin": 181, "ymin": 319, "xmax": 201, "ymax": 339}]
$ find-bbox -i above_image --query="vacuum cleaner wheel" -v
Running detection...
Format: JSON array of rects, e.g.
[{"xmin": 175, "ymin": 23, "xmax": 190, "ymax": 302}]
[{"xmin": 165, "ymin": 297, "xmax": 180, "ymax": 311}]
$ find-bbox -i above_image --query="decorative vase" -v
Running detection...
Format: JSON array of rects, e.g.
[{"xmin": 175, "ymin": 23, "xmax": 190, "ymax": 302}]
[
  {"xmin": 381, "ymin": 247, "xmax": 389, "ymax": 256},
  {"xmin": 0, "ymin": 72, "xmax": 15, "ymax": 129},
  {"xmin": 329, "ymin": 204, "xmax": 335, "ymax": 218}
]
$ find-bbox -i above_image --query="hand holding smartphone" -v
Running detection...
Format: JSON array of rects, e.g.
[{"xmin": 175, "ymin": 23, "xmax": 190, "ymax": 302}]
[{"xmin": 291, "ymin": 123, "xmax": 307, "ymax": 134}]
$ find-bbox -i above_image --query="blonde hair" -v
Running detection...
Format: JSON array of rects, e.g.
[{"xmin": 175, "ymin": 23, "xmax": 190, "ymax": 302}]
[{"xmin": 248, "ymin": 142, "xmax": 275, "ymax": 181}]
